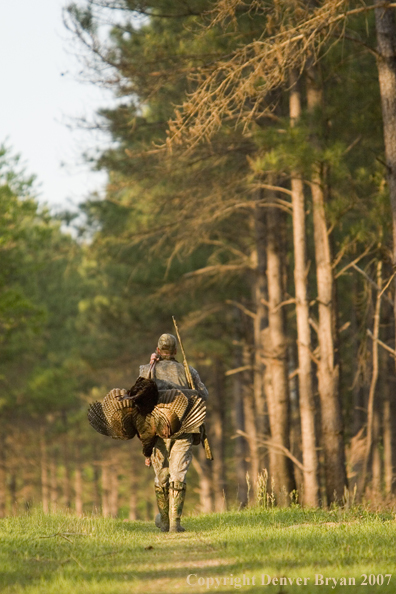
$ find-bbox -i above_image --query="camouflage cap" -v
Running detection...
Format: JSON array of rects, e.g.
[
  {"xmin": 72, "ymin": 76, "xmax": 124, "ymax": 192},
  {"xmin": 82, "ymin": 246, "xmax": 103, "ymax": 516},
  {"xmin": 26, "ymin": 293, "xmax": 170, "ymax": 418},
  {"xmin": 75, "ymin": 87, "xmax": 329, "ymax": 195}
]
[{"xmin": 157, "ymin": 333, "xmax": 177, "ymax": 354}]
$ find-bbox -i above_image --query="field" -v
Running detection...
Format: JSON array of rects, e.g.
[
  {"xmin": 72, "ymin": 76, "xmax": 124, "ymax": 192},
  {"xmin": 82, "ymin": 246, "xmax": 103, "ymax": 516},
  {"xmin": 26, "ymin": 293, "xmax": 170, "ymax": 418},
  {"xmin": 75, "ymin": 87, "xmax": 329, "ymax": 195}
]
[{"xmin": 1, "ymin": 507, "xmax": 396, "ymax": 593}]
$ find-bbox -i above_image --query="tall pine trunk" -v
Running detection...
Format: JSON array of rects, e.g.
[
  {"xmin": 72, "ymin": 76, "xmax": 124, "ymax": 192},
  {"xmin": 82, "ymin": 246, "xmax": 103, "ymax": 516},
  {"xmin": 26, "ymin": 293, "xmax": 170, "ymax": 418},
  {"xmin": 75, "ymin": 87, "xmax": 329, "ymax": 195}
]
[
  {"xmin": 211, "ymin": 358, "xmax": 227, "ymax": 511},
  {"xmin": 75, "ymin": 464, "xmax": 83, "ymax": 517},
  {"xmin": 242, "ymin": 339, "xmax": 260, "ymax": 495},
  {"xmin": 375, "ymin": 1, "xmax": 396, "ymax": 351},
  {"xmin": 63, "ymin": 437, "xmax": 72, "ymax": 509},
  {"xmin": 40, "ymin": 427, "xmax": 49, "ymax": 513},
  {"xmin": 361, "ymin": 260, "xmax": 382, "ymax": 495},
  {"xmin": 101, "ymin": 462, "xmax": 110, "ymax": 517},
  {"xmin": 49, "ymin": 456, "xmax": 57, "ymax": 512},
  {"xmin": 232, "ymin": 318, "xmax": 248, "ymax": 506},
  {"xmin": 289, "ymin": 70, "xmax": 320, "ymax": 507},
  {"xmin": 266, "ymin": 200, "xmax": 295, "ymax": 501},
  {"xmin": 109, "ymin": 464, "xmax": 119, "ymax": 518},
  {"xmin": 192, "ymin": 449, "xmax": 213, "ymax": 512},
  {"xmin": 307, "ymin": 66, "xmax": 347, "ymax": 503},
  {"xmin": 0, "ymin": 430, "xmax": 6, "ymax": 517},
  {"xmin": 129, "ymin": 446, "xmax": 138, "ymax": 520},
  {"xmin": 253, "ymin": 196, "xmax": 268, "ymax": 474}
]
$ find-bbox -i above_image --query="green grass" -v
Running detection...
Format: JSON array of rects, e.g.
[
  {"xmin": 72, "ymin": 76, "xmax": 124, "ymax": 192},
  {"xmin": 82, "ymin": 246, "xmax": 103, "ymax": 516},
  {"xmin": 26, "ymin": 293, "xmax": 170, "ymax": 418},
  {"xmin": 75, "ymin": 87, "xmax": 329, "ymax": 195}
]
[{"xmin": 1, "ymin": 507, "xmax": 396, "ymax": 593}]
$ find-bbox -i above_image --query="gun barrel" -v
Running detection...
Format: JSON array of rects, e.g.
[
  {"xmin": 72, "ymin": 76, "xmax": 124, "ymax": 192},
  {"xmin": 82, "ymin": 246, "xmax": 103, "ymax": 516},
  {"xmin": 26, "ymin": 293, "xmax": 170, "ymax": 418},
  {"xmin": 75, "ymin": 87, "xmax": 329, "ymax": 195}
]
[{"xmin": 172, "ymin": 316, "xmax": 195, "ymax": 389}]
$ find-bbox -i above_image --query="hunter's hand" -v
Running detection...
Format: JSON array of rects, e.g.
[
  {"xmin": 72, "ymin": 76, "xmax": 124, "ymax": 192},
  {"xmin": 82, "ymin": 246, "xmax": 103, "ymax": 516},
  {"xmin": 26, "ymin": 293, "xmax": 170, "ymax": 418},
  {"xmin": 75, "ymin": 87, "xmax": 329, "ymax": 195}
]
[
  {"xmin": 145, "ymin": 457, "xmax": 152, "ymax": 467},
  {"xmin": 150, "ymin": 352, "xmax": 159, "ymax": 365}
]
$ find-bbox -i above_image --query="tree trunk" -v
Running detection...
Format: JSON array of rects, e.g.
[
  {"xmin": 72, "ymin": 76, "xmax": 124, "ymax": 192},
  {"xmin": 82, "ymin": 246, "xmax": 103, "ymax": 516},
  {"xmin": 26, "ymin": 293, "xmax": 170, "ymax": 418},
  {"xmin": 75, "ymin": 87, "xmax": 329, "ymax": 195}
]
[
  {"xmin": 211, "ymin": 358, "xmax": 227, "ymax": 511},
  {"xmin": 0, "ymin": 430, "xmax": 6, "ymax": 518},
  {"xmin": 9, "ymin": 473, "xmax": 17, "ymax": 515},
  {"xmin": 372, "ymin": 407, "xmax": 382, "ymax": 498},
  {"xmin": 307, "ymin": 66, "xmax": 347, "ymax": 504},
  {"xmin": 49, "ymin": 457, "xmax": 57, "ymax": 512},
  {"xmin": 232, "ymin": 311, "xmax": 249, "ymax": 507},
  {"xmin": 242, "ymin": 340, "xmax": 260, "ymax": 496},
  {"xmin": 351, "ymin": 274, "xmax": 365, "ymax": 436},
  {"xmin": 75, "ymin": 465, "xmax": 83, "ymax": 517},
  {"xmin": 101, "ymin": 462, "xmax": 110, "ymax": 517},
  {"xmin": 265, "ymin": 201, "xmax": 295, "ymax": 501},
  {"xmin": 63, "ymin": 437, "xmax": 71, "ymax": 509},
  {"xmin": 40, "ymin": 427, "xmax": 49, "ymax": 514},
  {"xmin": 252, "ymin": 195, "xmax": 268, "ymax": 474},
  {"xmin": 289, "ymin": 70, "xmax": 320, "ymax": 507},
  {"xmin": 383, "ymin": 393, "xmax": 393, "ymax": 495},
  {"xmin": 383, "ymin": 306, "xmax": 394, "ymax": 495},
  {"xmin": 192, "ymin": 449, "xmax": 213, "ymax": 513},
  {"xmin": 361, "ymin": 260, "xmax": 383, "ymax": 495},
  {"xmin": 375, "ymin": 1, "xmax": 396, "ymax": 350},
  {"xmin": 129, "ymin": 450, "xmax": 138, "ymax": 521},
  {"xmin": 91, "ymin": 443, "xmax": 101, "ymax": 512},
  {"xmin": 109, "ymin": 464, "xmax": 119, "ymax": 518}
]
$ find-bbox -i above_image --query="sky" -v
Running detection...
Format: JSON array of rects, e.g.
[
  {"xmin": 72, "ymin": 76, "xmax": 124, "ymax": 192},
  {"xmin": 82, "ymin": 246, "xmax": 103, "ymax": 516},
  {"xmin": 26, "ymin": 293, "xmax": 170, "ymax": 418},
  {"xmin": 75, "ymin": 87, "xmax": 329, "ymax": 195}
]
[{"xmin": 0, "ymin": 0, "xmax": 114, "ymax": 213}]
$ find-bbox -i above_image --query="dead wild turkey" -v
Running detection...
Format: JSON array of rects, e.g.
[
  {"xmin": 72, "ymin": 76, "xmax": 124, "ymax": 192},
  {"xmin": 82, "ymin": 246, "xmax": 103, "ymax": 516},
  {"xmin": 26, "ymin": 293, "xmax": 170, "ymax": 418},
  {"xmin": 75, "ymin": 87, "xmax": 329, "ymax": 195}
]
[{"xmin": 87, "ymin": 377, "xmax": 206, "ymax": 457}]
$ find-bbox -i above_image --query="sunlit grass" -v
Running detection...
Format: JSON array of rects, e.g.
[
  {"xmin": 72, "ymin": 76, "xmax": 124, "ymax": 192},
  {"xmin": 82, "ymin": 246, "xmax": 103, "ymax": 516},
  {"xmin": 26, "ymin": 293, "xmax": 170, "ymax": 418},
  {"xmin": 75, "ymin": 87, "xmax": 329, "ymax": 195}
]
[{"xmin": 1, "ymin": 507, "xmax": 396, "ymax": 593}]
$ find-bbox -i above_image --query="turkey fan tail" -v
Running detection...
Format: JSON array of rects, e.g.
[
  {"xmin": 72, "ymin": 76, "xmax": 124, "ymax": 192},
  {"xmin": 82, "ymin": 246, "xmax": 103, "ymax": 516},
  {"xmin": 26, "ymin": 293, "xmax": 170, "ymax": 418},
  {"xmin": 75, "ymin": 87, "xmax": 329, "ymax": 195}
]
[
  {"xmin": 151, "ymin": 406, "xmax": 180, "ymax": 439},
  {"xmin": 98, "ymin": 389, "xmax": 138, "ymax": 440},
  {"xmin": 87, "ymin": 402, "xmax": 113, "ymax": 437},
  {"xmin": 173, "ymin": 395, "xmax": 206, "ymax": 437}
]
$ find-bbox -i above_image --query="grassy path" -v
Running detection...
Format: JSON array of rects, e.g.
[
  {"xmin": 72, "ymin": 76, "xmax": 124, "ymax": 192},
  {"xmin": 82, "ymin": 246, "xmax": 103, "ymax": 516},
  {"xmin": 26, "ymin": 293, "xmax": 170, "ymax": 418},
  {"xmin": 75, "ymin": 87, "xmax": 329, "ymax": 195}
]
[{"xmin": 1, "ymin": 508, "xmax": 396, "ymax": 593}]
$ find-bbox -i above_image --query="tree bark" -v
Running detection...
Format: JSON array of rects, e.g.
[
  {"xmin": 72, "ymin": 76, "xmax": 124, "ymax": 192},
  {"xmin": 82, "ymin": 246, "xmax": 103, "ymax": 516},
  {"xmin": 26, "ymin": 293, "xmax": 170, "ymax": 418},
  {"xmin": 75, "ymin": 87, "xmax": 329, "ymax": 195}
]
[
  {"xmin": 109, "ymin": 464, "xmax": 119, "ymax": 518},
  {"xmin": 192, "ymin": 449, "xmax": 213, "ymax": 513},
  {"xmin": 232, "ymin": 311, "xmax": 249, "ymax": 507},
  {"xmin": 265, "ymin": 201, "xmax": 295, "ymax": 501},
  {"xmin": 211, "ymin": 358, "xmax": 227, "ymax": 511},
  {"xmin": 375, "ymin": 1, "xmax": 396, "ymax": 351},
  {"xmin": 252, "ymin": 195, "xmax": 268, "ymax": 473},
  {"xmin": 63, "ymin": 436, "xmax": 72, "ymax": 510},
  {"xmin": 383, "ymin": 308, "xmax": 394, "ymax": 496},
  {"xmin": 101, "ymin": 462, "xmax": 110, "ymax": 517},
  {"xmin": 307, "ymin": 66, "xmax": 347, "ymax": 504},
  {"xmin": 91, "ymin": 443, "xmax": 101, "ymax": 513},
  {"xmin": 289, "ymin": 70, "xmax": 320, "ymax": 507},
  {"xmin": 40, "ymin": 427, "xmax": 49, "ymax": 514},
  {"xmin": 242, "ymin": 339, "xmax": 260, "ymax": 496},
  {"xmin": 0, "ymin": 430, "xmax": 6, "ymax": 518},
  {"xmin": 75, "ymin": 465, "xmax": 83, "ymax": 517},
  {"xmin": 383, "ymin": 393, "xmax": 393, "ymax": 495},
  {"xmin": 49, "ymin": 457, "xmax": 57, "ymax": 512},
  {"xmin": 9, "ymin": 473, "xmax": 17, "ymax": 515},
  {"xmin": 129, "ymin": 448, "xmax": 138, "ymax": 520},
  {"xmin": 361, "ymin": 260, "xmax": 383, "ymax": 495},
  {"xmin": 372, "ymin": 407, "xmax": 382, "ymax": 498}
]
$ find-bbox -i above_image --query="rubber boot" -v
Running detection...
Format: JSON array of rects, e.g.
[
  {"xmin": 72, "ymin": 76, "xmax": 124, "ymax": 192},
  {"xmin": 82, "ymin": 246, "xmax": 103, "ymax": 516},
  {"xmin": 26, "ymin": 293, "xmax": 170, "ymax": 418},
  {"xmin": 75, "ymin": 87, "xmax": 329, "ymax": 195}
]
[
  {"xmin": 169, "ymin": 481, "xmax": 186, "ymax": 533},
  {"xmin": 154, "ymin": 483, "xmax": 169, "ymax": 532}
]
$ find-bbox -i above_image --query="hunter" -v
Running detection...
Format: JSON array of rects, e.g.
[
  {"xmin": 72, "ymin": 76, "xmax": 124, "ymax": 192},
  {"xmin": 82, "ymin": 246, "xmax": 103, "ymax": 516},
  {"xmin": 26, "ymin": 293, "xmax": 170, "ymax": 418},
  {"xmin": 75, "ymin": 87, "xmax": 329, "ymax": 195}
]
[{"xmin": 139, "ymin": 333, "xmax": 208, "ymax": 532}]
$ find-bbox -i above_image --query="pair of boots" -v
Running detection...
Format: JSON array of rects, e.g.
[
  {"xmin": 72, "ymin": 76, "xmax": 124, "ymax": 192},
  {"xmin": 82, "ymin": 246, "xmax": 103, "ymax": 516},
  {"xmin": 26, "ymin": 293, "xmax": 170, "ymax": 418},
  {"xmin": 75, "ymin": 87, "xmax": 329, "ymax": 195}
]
[{"xmin": 155, "ymin": 481, "xmax": 186, "ymax": 533}]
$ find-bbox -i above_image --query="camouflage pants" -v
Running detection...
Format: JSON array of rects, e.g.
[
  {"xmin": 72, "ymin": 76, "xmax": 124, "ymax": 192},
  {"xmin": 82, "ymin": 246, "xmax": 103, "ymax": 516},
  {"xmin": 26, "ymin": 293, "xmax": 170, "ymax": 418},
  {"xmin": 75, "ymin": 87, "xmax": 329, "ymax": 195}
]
[{"xmin": 151, "ymin": 434, "xmax": 194, "ymax": 487}]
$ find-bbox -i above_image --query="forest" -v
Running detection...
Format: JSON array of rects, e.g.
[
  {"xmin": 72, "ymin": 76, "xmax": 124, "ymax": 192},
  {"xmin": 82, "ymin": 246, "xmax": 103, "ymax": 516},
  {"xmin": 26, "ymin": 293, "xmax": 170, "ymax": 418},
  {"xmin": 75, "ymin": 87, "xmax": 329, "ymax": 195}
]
[{"xmin": 1, "ymin": 0, "xmax": 396, "ymax": 518}]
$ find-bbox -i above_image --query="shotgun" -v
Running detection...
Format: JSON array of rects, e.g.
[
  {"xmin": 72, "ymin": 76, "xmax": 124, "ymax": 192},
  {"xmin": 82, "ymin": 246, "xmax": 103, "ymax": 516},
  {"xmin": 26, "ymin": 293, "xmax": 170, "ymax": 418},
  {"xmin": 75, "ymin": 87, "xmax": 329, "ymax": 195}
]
[{"xmin": 172, "ymin": 316, "xmax": 213, "ymax": 460}]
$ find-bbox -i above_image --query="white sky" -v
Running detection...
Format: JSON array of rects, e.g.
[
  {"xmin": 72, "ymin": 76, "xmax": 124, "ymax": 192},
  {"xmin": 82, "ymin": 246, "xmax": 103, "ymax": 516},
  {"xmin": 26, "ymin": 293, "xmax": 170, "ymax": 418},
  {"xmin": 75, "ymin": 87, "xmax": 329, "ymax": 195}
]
[{"xmin": 0, "ymin": 0, "xmax": 114, "ymax": 213}]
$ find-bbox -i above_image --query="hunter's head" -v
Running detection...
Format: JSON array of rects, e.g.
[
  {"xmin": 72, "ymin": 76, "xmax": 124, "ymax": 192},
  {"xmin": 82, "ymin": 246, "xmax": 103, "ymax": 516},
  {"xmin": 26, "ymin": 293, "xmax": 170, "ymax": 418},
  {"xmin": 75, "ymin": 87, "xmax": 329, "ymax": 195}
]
[{"xmin": 156, "ymin": 333, "xmax": 177, "ymax": 359}]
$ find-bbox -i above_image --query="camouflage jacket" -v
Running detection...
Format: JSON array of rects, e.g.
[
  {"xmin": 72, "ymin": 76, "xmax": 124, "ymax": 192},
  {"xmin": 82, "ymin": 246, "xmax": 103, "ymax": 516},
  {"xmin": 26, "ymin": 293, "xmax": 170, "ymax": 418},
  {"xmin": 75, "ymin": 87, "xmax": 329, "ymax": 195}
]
[{"xmin": 139, "ymin": 358, "xmax": 208, "ymax": 401}]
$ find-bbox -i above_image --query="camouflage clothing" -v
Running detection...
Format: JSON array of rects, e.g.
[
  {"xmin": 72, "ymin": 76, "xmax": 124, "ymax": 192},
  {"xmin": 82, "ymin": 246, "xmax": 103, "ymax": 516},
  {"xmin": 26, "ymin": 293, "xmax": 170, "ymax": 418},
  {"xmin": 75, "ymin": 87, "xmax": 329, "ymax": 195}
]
[
  {"xmin": 151, "ymin": 434, "xmax": 194, "ymax": 486},
  {"xmin": 139, "ymin": 359, "xmax": 208, "ymax": 400},
  {"xmin": 157, "ymin": 333, "xmax": 177, "ymax": 354},
  {"xmin": 154, "ymin": 483, "xmax": 169, "ymax": 532},
  {"xmin": 169, "ymin": 480, "xmax": 187, "ymax": 532}
]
